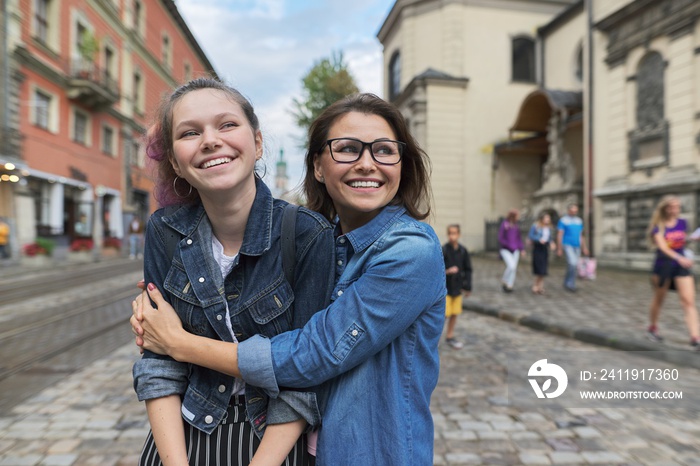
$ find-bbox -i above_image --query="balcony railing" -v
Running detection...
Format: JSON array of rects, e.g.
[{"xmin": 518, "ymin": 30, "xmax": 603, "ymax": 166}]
[{"xmin": 66, "ymin": 57, "xmax": 120, "ymax": 109}]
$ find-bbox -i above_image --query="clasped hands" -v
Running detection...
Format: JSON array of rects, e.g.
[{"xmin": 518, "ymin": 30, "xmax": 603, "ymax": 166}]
[{"xmin": 131, "ymin": 280, "xmax": 184, "ymax": 357}]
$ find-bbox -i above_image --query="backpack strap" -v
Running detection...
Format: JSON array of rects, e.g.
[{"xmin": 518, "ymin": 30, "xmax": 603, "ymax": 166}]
[
  {"xmin": 162, "ymin": 205, "xmax": 181, "ymax": 263},
  {"xmin": 281, "ymin": 203, "xmax": 300, "ymax": 287}
]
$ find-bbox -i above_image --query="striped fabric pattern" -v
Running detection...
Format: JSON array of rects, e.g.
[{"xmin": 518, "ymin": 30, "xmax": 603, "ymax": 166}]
[{"xmin": 139, "ymin": 398, "xmax": 312, "ymax": 466}]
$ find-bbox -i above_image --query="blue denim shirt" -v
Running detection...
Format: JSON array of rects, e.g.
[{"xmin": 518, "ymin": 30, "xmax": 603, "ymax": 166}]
[
  {"xmin": 132, "ymin": 179, "xmax": 335, "ymax": 436},
  {"xmin": 239, "ymin": 205, "xmax": 446, "ymax": 465}
]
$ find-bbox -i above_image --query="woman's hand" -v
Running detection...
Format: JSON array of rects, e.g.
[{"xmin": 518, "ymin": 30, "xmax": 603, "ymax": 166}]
[
  {"xmin": 131, "ymin": 284, "xmax": 185, "ymax": 357},
  {"xmin": 678, "ymin": 256, "xmax": 693, "ymax": 269}
]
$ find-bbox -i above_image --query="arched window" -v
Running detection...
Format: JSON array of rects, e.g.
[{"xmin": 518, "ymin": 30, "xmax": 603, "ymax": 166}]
[
  {"xmin": 629, "ymin": 51, "xmax": 668, "ymax": 168},
  {"xmin": 512, "ymin": 36, "xmax": 535, "ymax": 83},
  {"xmin": 389, "ymin": 51, "xmax": 401, "ymax": 101},
  {"xmin": 636, "ymin": 52, "xmax": 664, "ymax": 129}
]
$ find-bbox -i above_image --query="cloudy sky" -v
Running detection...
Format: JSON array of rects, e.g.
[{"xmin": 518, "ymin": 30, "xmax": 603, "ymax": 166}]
[{"xmin": 176, "ymin": 0, "xmax": 397, "ymax": 192}]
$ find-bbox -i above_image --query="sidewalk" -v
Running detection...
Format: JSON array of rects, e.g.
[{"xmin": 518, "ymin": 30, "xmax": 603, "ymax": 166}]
[
  {"xmin": 2, "ymin": 256, "xmax": 700, "ymax": 464},
  {"xmin": 463, "ymin": 254, "xmax": 700, "ymax": 368}
]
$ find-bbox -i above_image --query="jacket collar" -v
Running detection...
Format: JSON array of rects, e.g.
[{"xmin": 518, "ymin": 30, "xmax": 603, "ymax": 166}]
[
  {"xmin": 339, "ymin": 205, "xmax": 406, "ymax": 253},
  {"xmin": 162, "ymin": 177, "xmax": 274, "ymax": 257}
]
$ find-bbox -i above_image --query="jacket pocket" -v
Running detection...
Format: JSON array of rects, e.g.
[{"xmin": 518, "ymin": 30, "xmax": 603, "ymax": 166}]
[
  {"xmin": 163, "ymin": 262, "xmax": 207, "ymax": 334},
  {"xmin": 238, "ymin": 276, "xmax": 294, "ymax": 334},
  {"xmin": 163, "ymin": 260, "xmax": 200, "ymax": 306}
]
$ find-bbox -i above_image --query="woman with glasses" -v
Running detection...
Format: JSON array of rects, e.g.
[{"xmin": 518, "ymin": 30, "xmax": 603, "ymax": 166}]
[{"xmin": 133, "ymin": 93, "xmax": 446, "ymax": 465}]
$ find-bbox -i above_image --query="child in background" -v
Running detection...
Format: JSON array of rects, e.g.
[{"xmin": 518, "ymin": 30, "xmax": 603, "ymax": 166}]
[{"xmin": 442, "ymin": 224, "xmax": 472, "ymax": 349}]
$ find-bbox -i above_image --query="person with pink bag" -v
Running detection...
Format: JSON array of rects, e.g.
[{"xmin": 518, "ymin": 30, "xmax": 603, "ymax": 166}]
[{"xmin": 556, "ymin": 203, "xmax": 589, "ymax": 292}]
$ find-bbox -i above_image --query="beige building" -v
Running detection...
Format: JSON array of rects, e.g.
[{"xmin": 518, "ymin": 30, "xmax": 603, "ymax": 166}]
[
  {"xmin": 377, "ymin": 0, "xmax": 576, "ymax": 250},
  {"xmin": 592, "ymin": 0, "xmax": 700, "ymax": 268},
  {"xmin": 379, "ymin": 0, "xmax": 700, "ymax": 269}
]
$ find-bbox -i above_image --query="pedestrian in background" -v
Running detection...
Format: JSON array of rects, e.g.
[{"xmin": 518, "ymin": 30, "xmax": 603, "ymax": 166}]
[
  {"xmin": 442, "ymin": 224, "xmax": 472, "ymax": 349},
  {"xmin": 556, "ymin": 203, "xmax": 588, "ymax": 292},
  {"xmin": 0, "ymin": 217, "xmax": 9, "ymax": 259},
  {"xmin": 528, "ymin": 212, "xmax": 555, "ymax": 295},
  {"xmin": 498, "ymin": 209, "xmax": 525, "ymax": 293},
  {"xmin": 646, "ymin": 195, "xmax": 700, "ymax": 349},
  {"xmin": 128, "ymin": 216, "xmax": 144, "ymax": 259}
]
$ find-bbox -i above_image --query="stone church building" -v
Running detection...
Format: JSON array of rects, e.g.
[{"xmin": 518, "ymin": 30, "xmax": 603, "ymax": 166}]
[{"xmin": 378, "ymin": 0, "xmax": 700, "ymax": 268}]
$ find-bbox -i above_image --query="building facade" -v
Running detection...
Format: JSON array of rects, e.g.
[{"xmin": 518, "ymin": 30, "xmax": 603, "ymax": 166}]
[
  {"xmin": 379, "ymin": 0, "xmax": 700, "ymax": 270},
  {"xmin": 592, "ymin": 0, "xmax": 700, "ymax": 268},
  {"xmin": 0, "ymin": 0, "xmax": 214, "ymax": 259},
  {"xmin": 377, "ymin": 0, "xmax": 575, "ymax": 250}
]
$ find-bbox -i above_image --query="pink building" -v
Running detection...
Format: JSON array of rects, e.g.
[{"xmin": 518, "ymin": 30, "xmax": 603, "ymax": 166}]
[{"xmin": 0, "ymin": 0, "xmax": 215, "ymax": 259}]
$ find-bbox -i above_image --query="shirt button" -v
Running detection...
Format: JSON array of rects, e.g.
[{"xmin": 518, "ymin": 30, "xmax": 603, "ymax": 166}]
[
  {"xmin": 337, "ymin": 290, "xmax": 343, "ymax": 297},
  {"xmin": 205, "ymin": 415, "xmax": 213, "ymax": 424},
  {"xmin": 337, "ymin": 260, "xmax": 343, "ymax": 266},
  {"xmin": 218, "ymin": 385, "xmax": 226, "ymax": 393},
  {"xmin": 198, "ymin": 277, "xmax": 205, "ymax": 283},
  {"xmin": 186, "ymin": 239, "xmax": 193, "ymax": 245},
  {"xmin": 216, "ymin": 314, "xmax": 223, "ymax": 321},
  {"xmin": 351, "ymin": 329, "xmax": 358, "ymax": 337},
  {"xmin": 339, "ymin": 238, "xmax": 346, "ymax": 244}
]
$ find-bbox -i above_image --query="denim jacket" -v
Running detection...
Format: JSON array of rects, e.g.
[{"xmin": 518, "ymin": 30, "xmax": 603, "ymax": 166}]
[
  {"xmin": 239, "ymin": 206, "xmax": 446, "ymax": 465},
  {"xmin": 528, "ymin": 224, "xmax": 552, "ymax": 244},
  {"xmin": 132, "ymin": 179, "xmax": 335, "ymax": 436}
]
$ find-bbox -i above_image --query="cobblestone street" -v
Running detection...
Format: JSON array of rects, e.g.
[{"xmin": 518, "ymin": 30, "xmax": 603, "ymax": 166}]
[{"xmin": 2, "ymin": 256, "xmax": 700, "ymax": 465}]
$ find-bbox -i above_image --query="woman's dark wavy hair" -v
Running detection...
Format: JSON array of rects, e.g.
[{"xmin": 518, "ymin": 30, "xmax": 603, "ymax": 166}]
[
  {"xmin": 146, "ymin": 77, "xmax": 260, "ymax": 207},
  {"xmin": 303, "ymin": 93, "xmax": 432, "ymax": 221}
]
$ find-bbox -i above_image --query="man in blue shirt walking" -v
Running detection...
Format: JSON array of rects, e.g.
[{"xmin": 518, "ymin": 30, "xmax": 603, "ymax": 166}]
[{"xmin": 557, "ymin": 204, "xmax": 589, "ymax": 292}]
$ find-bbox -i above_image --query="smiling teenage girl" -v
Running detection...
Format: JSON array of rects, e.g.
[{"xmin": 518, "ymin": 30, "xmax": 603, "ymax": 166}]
[
  {"xmin": 133, "ymin": 93, "xmax": 446, "ymax": 465},
  {"xmin": 132, "ymin": 78, "xmax": 334, "ymax": 466}
]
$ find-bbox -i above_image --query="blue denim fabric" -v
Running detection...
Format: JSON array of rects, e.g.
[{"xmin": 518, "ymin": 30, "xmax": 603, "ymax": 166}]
[
  {"xmin": 239, "ymin": 205, "xmax": 447, "ymax": 465},
  {"xmin": 528, "ymin": 224, "xmax": 551, "ymax": 244},
  {"xmin": 132, "ymin": 179, "xmax": 335, "ymax": 436},
  {"xmin": 563, "ymin": 244, "xmax": 580, "ymax": 290}
]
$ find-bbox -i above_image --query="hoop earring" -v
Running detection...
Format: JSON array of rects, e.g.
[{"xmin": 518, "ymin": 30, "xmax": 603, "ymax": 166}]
[{"xmin": 173, "ymin": 176, "xmax": 193, "ymax": 198}]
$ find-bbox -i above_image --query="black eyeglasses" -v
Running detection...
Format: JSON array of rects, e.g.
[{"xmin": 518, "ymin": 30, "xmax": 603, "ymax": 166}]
[{"xmin": 325, "ymin": 138, "xmax": 405, "ymax": 165}]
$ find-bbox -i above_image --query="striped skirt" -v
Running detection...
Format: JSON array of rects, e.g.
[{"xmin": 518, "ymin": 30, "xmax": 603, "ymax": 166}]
[{"xmin": 139, "ymin": 395, "xmax": 314, "ymax": 466}]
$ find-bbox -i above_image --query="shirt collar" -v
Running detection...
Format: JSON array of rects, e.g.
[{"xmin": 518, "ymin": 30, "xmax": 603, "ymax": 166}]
[
  {"xmin": 162, "ymin": 177, "xmax": 274, "ymax": 257},
  {"xmin": 337, "ymin": 205, "xmax": 406, "ymax": 253}
]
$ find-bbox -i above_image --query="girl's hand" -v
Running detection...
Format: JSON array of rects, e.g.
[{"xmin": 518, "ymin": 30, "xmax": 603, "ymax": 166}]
[
  {"xmin": 678, "ymin": 256, "xmax": 693, "ymax": 269},
  {"xmin": 131, "ymin": 284, "xmax": 186, "ymax": 357}
]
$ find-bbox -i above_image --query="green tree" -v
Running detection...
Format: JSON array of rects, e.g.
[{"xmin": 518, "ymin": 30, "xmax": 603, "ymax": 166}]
[{"xmin": 291, "ymin": 51, "xmax": 359, "ymax": 135}]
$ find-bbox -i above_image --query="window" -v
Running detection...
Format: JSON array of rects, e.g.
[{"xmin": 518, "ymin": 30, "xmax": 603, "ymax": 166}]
[
  {"xmin": 629, "ymin": 51, "xmax": 667, "ymax": 169},
  {"xmin": 132, "ymin": 141, "xmax": 142, "ymax": 166},
  {"xmin": 104, "ymin": 46, "xmax": 114, "ymax": 80},
  {"xmin": 162, "ymin": 34, "xmax": 172, "ymax": 68},
  {"xmin": 574, "ymin": 44, "xmax": 583, "ymax": 83},
  {"xmin": 73, "ymin": 110, "xmax": 89, "ymax": 145},
  {"xmin": 636, "ymin": 52, "xmax": 664, "ymax": 129},
  {"xmin": 184, "ymin": 63, "xmax": 192, "ymax": 82},
  {"xmin": 133, "ymin": 0, "xmax": 142, "ymax": 33},
  {"xmin": 389, "ymin": 51, "xmax": 401, "ymax": 101},
  {"xmin": 512, "ymin": 36, "xmax": 535, "ymax": 83},
  {"xmin": 33, "ymin": 0, "xmax": 58, "ymax": 49},
  {"xmin": 34, "ymin": 0, "xmax": 49, "ymax": 43},
  {"xmin": 34, "ymin": 90, "xmax": 51, "ymax": 129},
  {"xmin": 102, "ymin": 126, "xmax": 115, "ymax": 155},
  {"xmin": 133, "ymin": 71, "xmax": 143, "ymax": 114}
]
